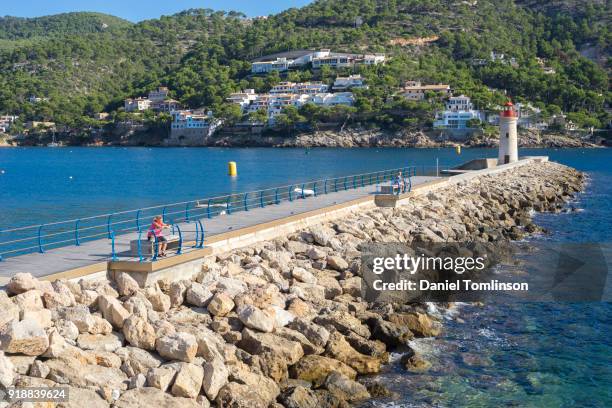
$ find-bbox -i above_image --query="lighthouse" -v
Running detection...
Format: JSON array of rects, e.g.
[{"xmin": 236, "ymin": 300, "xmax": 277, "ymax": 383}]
[{"xmin": 498, "ymin": 101, "xmax": 518, "ymax": 165}]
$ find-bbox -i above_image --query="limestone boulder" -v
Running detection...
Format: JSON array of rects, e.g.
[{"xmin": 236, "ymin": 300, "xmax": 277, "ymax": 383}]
[
  {"xmin": 116, "ymin": 273, "xmax": 140, "ymax": 297},
  {"xmin": 155, "ymin": 332, "xmax": 198, "ymax": 362},
  {"xmin": 21, "ymin": 308, "xmax": 52, "ymax": 328},
  {"xmin": 76, "ymin": 332, "xmax": 124, "ymax": 352},
  {"xmin": 289, "ymin": 355, "xmax": 356, "ymax": 387},
  {"xmin": 0, "ymin": 351, "xmax": 15, "ymax": 387},
  {"xmin": 279, "ymin": 386, "xmax": 319, "ymax": 408},
  {"xmin": 388, "ymin": 312, "xmax": 442, "ymax": 337},
  {"xmin": 324, "ymin": 332, "xmax": 381, "ymax": 374},
  {"xmin": 123, "ymin": 314, "xmax": 156, "ymax": 350},
  {"xmin": 29, "ymin": 359, "xmax": 50, "ymax": 378},
  {"xmin": 238, "ymin": 328, "xmax": 304, "ymax": 365},
  {"xmin": 201, "ymin": 357, "xmax": 229, "ymax": 400},
  {"xmin": 145, "ymin": 287, "xmax": 171, "ymax": 312},
  {"xmin": 207, "ymin": 292, "xmax": 235, "ymax": 317},
  {"xmin": 314, "ymin": 311, "xmax": 370, "ymax": 338},
  {"xmin": 146, "ymin": 366, "xmax": 177, "ymax": 392},
  {"xmin": 326, "ymin": 256, "xmax": 349, "ymax": 272},
  {"xmin": 7, "ymin": 273, "xmax": 52, "ymax": 295},
  {"xmin": 55, "ymin": 305, "xmax": 94, "ymax": 333},
  {"xmin": 169, "ymin": 280, "xmax": 191, "ymax": 308},
  {"xmin": 288, "ymin": 318, "xmax": 330, "ymax": 348},
  {"xmin": 185, "ymin": 283, "xmax": 214, "ymax": 307},
  {"xmin": 237, "ymin": 304, "xmax": 274, "ymax": 333},
  {"xmin": 275, "ymin": 327, "xmax": 324, "ymax": 355},
  {"xmin": 98, "ymin": 295, "xmax": 130, "ymax": 329},
  {"xmin": 324, "ymin": 371, "xmax": 370, "ymax": 402},
  {"xmin": 116, "ymin": 346, "xmax": 163, "ymax": 376},
  {"xmin": 114, "ymin": 387, "xmax": 201, "ymax": 408},
  {"xmin": 0, "ymin": 292, "xmax": 20, "ymax": 329},
  {"xmin": 216, "ymin": 382, "xmax": 268, "ymax": 408},
  {"xmin": 0, "ymin": 319, "xmax": 49, "ymax": 356},
  {"xmin": 171, "ymin": 362, "xmax": 204, "ymax": 399},
  {"xmin": 291, "ymin": 267, "xmax": 317, "ymax": 284}
]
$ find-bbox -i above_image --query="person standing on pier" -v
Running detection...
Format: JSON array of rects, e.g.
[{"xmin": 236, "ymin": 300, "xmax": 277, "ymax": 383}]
[{"xmin": 148, "ymin": 216, "xmax": 170, "ymax": 257}]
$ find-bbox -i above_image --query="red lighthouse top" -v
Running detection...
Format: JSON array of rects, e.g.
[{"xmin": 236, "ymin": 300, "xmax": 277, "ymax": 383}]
[{"xmin": 500, "ymin": 101, "xmax": 518, "ymax": 118}]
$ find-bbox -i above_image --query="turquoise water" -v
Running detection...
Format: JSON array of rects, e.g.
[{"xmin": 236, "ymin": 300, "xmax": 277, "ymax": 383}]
[{"xmin": 1, "ymin": 146, "xmax": 611, "ymax": 406}]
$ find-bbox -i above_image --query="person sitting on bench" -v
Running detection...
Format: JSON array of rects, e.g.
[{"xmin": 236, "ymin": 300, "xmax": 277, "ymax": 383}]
[
  {"xmin": 148, "ymin": 216, "xmax": 170, "ymax": 257},
  {"xmin": 394, "ymin": 171, "xmax": 405, "ymax": 193}
]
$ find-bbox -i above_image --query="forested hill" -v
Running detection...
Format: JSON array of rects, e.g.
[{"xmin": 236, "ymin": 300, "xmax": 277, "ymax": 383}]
[
  {"xmin": 0, "ymin": 12, "xmax": 132, "ymax": 40},
  {"xmin": 0, "ymin": 0, "xmax": 609, "ymax": 131}
]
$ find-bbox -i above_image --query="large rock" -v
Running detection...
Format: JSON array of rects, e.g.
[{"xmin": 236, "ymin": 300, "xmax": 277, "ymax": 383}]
[
  {"xmin": 42, "ymin": 283, "xmax": 75, "ymax": 309},
  {"xmin": 146, "ymin": 366, "xmax": 177, "ymax": 391},
  {"xmin": 309, "ymin": 226, "xmax": 336, "ymax": 246},
  {"xmin": 116, "ymin": 272, "xmax": 140, "ymax": 297},
  {"xmin": 21, "ymin": 308, "xmax": 52, "ymax": 328},
  {"xmin": 46, "ymin": 358, "xmax": 128, "ymax": 390},
  {"xmin": 6, "ymin": 273, "xmax": 51, "ymax": 295},
  {"xmin": 0, "ymin": 319, "xmax": 49, "ymax": 356},
  {"xmin": 0, "ymin": 292, "xmax": 20, "ymax": 329},
  {"xmin": 12, "ymin": 290, "xmax": 44, "ymax": 314},
  {"xmin": 171, "ymin": 362, "xmax": 204, "ymax": 398},
  {"xmin": 0, "ymin": 351, "xmax": 15, "ymax": 387},
  {"xmin": 324, "ymin": 371, "xmax": 370, "ymax": 402},
  {"xmin": 388, "ymin": 312, "xmax": 441, "ymax": 337},
  {"xmin": 76, "ymin": 332, "xmax": 124, "ymax": 352},
  {"xmin": 58, "ymin": 386, "xmax": 110, "ymax": 408},
  {"xmin": 169, "ymin": 280, "xmax": 190, "ymax": 308},
  {"xmin": 291, "ymin": 267, "xmax": 317, "ymax": 284},
  {"xmin": 237, "ymin": 305, "xmax": 274, "ymax": 333},
  {"xmin": 371, "ymin": 319, "xmax": 413, "ymax": 348},
  {"xmin": 314, "ymin": 311, "xmax": 370, "ymax": 338},
  {"xmin": 216, "ymin": 382, "xmax": 268, "ymax": 408},
  {"xmin": 116, "ymin": 346, "xmax": 163, "ymax": 376},
  {"xmin": 289, "ymin": 355, "xmax": 356, "ymax": 387},
  {"xmin": 155, "ymin": 332, "xmax": 198, "ymax": 362},
  {"xmin": 201, "ymin": 358, "xmax": 229, "ymax": 400},
  {"xmin": 238, "ymin": 328, "xmax": 304, "ymax": 365},
  {"xmin": 123, "ymin": 314, "xmax": 156, "ymax": 350},
  {"xmin": 115, "ymin": 387, "xmax": 201, "ymax": 408},
  {"xmin": 56, "ymin": 305, "xmax": 94, "ymax": 333},
  {"xmin": 324, "ymin": 332, "xmax": 381, "ymax": 374},
  {"xmin": 98, "ymin": 295, "xmax": 130, "ymax": 329},
  {"xmin": 279, "ymin": 386, "xmax": 319, "ymax": 408},
  {"xmin": 275, "ymin": 327, "xmax": 324, "ymax": 355},
  {"xmin": 207, "ymin": 292, "xmax": 235, "ymax": 317},
  {"xmin": 227, "ymin": 362, "xmax": 280, "ymax": 404},
  {"xmin": 185, "ymin": 283, "xmax": 214, "ymax": 307},
  {"xmin": 288, "ymin": 318, "xmax": 330, "ymax": 348},
  {"xmin": 326, "ymin": 256, "xmax": 349, "ymax": 272},
  {"xmin": 145, "ymin": 287, "xmax": 171, "ymax": 312}
]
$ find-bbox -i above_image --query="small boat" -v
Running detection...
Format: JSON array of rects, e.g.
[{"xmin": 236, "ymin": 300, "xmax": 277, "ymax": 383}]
[{"xmin": 47, "ymin": 133, "xmax": 59, "ymax": 147}]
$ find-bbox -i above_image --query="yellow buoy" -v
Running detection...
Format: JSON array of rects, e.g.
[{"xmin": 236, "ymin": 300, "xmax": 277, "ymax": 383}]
[
  {"xmin": 455, "ymin": 145, "xmax": 461, "ymax": 155},
  {"xmin": 228, "ymin": 161, "xmax": 237, "ymax": 176}
]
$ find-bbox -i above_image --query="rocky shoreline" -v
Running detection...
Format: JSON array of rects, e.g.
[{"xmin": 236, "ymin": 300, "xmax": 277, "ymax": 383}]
[
  {"xmin": 0, "ymin": 161, "xmax": 584, "ymax": 407},
  {"xmin": 208, "ymin": 127, "xmax": 603, "ymax": 148}
]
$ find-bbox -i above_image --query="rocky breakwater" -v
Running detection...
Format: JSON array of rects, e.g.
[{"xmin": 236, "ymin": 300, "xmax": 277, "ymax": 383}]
[{"xmin": 0, "ymin": 161, "xmax": 583, "ymax": 407}]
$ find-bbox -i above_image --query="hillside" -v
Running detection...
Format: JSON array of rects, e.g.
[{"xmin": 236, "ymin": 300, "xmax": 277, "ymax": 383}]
[{"xmin": 0, "ymin": 1, "xmax": 609, "ymax": 133}]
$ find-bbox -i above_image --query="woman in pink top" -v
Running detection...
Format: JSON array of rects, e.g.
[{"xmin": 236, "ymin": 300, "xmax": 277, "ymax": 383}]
[{"xmin": 148, "ymin": 216, "xmax": 170, "ymax": 257}]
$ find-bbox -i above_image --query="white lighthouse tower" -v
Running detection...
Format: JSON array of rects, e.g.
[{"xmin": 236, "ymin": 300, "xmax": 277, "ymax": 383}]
[{"xmin": 498, "ymin": 101, "xmax": 518, "ymax": 165}]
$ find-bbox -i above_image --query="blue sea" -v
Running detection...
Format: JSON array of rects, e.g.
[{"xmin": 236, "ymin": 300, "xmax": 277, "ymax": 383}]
[{"xmin": 1, "ymin": 146, "xmax": 611, "ymax": 406}]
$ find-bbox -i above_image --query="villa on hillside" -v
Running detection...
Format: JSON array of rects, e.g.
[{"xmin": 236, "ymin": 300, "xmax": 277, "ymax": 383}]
[
  {"xmin": 124, "ymin": 87, "xmax": 182, "ymax": 112},
  {"xmin": 400, "ymin": 81, "xmax": 451, "ymax": 100},
  {"xmin": 168, "ymin": 109, "xmax": 222, "ymax": 145},
  {"xmin": 332, "ymin": 75, "xmax": 367, "ymax": 90},
  {"xmin": 269, "ymin": 81, "xmax": 329, "ymax": 95},
  {"xmin": 433, "ymin": 95, "xmax": 484, "ymax": 130},
  {"xmin": 251, "ymin": 49, "xmax": 386, "ymax": 73},
  {"xmin": 0, "ymin": 115, "xmax": 18, "ymax": 133}
]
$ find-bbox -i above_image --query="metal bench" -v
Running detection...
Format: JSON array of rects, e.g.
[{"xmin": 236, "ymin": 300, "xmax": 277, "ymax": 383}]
[{"xmin": 129, "ymin": 234, "xmax": 181, "ymax": 257}]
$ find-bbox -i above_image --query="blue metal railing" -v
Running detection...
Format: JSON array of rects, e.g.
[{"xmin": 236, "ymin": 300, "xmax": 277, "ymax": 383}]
[{"xmin": 0, "ymin": 165, "xmax": 447, "ymax": 262}]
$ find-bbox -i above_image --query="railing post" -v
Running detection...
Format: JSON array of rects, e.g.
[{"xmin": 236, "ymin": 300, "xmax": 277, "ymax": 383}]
[
  {"xmin": 138, "ymin": 230, "xmax": 144, "ymax": 262},
  {"xmin": 361, "ymin": 175, "xmax": 364, "ymax": 187},
  {"xmin": 107, "ymin": 214, "xmax": 113, "ymax": 239},
  {"xmin": 37, "ymin": 225, "xmax": 45, "ymax": 254},
  {"xmin": 196, "ymin": 220, "xmax": 204, "ymax": 248},
  {"xmin": 344, "ymin": 177, "xmax": 348, "ymax": 190},
  {"xmin": 226, "ymin": 196, "xmax": 232, "ymax": 215},
  {"xmin": 260, "ymin": 191, "xmax": 265, "ymax": 208},
  {"xmin": 289, "ymin": 185, "xmax": 293, "ymax": 202},
  {"xmin": 408, "ymin": 175, "xmax": 412, "ymax": 192},
  {"xmin": 334, "ymin": 179, "xmax": 338, "ymax": 192},
  {"xmin": 175, "ymin": 225, "xmax": 183, "ymax": 255},
  {"xmin": 136, "ymin": 210, "xmax": 142, "ymax": 233},
  {"xmin": 75, "ymin": 219, "xmax": 81, "ymax": 246},
  {"xmin": 185, "ymin": 203, "xmax": 190, "ymax": 222},
  {"xmin": 275, "ymin": 188, "xmax": 280, "ymax": 204},
  {"xmin": 110, "ymin": 231, "xmax": 118, "ymax": 261},
  {"xmin": 152, "ymin": 234, "xmax": 159, "ymax": 262},
  {"xmin": 353, "ymin": 176, "xmax": 357, "ymax": 189},
  {"xmin": 244, "ymin": 193, "xmax": 249, "ymax": 211},
  {"xmin": 162, "ymin": 207, "xmax": 167, "ymax": 223},
  {"xmin": 301, "ymin": 184, "xmax": 305, "ymax": 199},
  {"xmin": 314, "ymin": 183, "xmax": 318, "ymax": 197},
  {"xmin": 324, "ymin": 180, "xmax": 328, "ymax": 194},
  {"xmin": 207, "ymin": 199, "xmax": 212, "ymax": 219}
]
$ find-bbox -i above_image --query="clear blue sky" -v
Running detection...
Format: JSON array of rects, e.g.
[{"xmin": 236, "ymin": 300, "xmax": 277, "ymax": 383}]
[{"xmin": 2, "ymin": 0, "xmax": 314, "ymax": 22}]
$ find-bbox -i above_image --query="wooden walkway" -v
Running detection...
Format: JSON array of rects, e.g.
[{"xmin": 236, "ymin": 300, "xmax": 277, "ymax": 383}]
[{"xmin": 0, "ymin": 176, "xmax": 440, "ymax": 279}]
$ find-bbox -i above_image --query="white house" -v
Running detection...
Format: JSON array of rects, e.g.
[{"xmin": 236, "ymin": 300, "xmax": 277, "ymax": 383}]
[
  {"xmin": 333, "ymin": 75, "xmax": 367, "ymax": 90},
  {"xmin": 433, "ymin": 95, "xmax": 483, "ymax": 129},
  {"xmin": 269, "ymin": 82, "xmax": 329, "ymax": 95},
  {"xmin": 168, "ymin": 110, "xmax": 222, "ymax": 145},
  {"xmin": 124, "ymin": 98, "xmax": 151, "ymax": 112},
  {"xmin": 400, "ymin": 81, "xmax": 451, "ymax": 100},
  {"xmin": 251, "ymin": 58, "xmax": 292, "ymax": 74},
  {"xmin": 227, "ymin": 89, "xmax": 258, "ymax": 110},
  {"xmin": 310, "ymin": 92, "xmax": 355, "ymax": 106}
]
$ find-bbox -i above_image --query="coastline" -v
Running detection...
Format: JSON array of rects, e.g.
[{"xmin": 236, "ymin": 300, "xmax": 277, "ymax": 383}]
[{"xmin": 0, "ymin": 160, "xmax": 585, "ymax": 407}]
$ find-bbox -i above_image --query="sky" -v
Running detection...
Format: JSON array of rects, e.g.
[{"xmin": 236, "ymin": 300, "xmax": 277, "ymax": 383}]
[{"xmin": 1, "ymin": 0, "xmax": 314, "ymax": 22}]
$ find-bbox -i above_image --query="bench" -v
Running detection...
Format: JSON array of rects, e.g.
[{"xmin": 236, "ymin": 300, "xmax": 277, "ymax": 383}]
[
  {"xmin": 129, "ymin": 234, "xmax": 181, "ymax": 257},
  {"xmin": 380, "ymin": 184, "xmax": 400, "ymax": 195}
]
